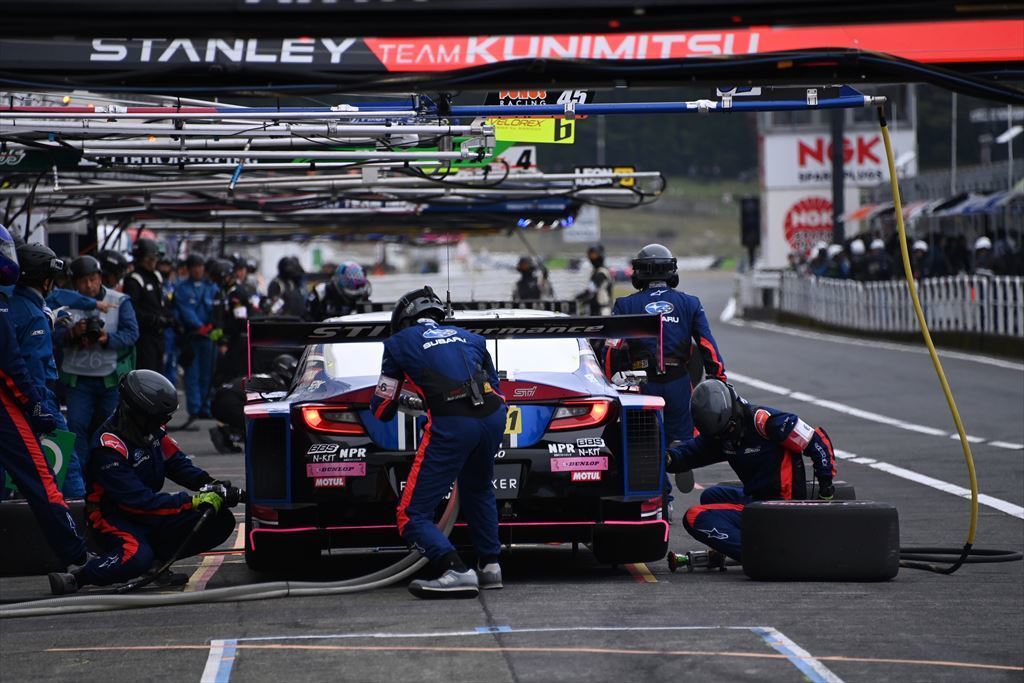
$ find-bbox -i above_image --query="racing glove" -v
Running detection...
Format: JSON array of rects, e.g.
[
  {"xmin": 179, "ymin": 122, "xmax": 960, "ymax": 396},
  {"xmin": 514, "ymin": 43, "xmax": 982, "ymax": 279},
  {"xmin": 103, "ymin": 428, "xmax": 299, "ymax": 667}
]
[
  {"xmin": 197, "ymin": 323, "xmax": 214, "ymax": 336},
  {"xmin": 28, "ymin": 402, "xmax": 57, "ymax": 435},
  {"xmin": 209, "ymin": 328, "xmax": 225, "ymax": 342},
  {"xmin": 201, "ymin": 482, "xmax": 243, "ymax": 508},
  {"xmin": 192, "ymin": 491, "xmax": 224, "ymax": 513},
  {"xmin": 817, "ymin": 479, "xmax": 835, "ymax": 501}
]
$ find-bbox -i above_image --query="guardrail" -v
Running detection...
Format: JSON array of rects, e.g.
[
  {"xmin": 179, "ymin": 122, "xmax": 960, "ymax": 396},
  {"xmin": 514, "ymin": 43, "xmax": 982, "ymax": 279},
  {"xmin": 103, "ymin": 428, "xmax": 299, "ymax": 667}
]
[{"xmin": 778, "ymin": 272, "xmax": 1024, "ymax": 337}]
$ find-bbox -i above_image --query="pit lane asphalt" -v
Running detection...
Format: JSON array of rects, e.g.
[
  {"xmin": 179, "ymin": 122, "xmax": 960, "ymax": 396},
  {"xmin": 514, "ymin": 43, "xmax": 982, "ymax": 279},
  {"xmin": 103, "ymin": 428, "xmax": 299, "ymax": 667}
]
[{"xmin": 1, "ymin": 271, "xmax": 1022, "ymax": 682}]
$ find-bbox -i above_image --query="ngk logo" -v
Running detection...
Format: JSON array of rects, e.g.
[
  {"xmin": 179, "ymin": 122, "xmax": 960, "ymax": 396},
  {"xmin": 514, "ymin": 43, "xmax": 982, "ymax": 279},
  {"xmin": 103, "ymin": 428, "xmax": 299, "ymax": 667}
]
[
  {"xmin": 798, "ymin": 134, "xmax": 882, "ymax": 168},
  {"xmin": 784, "ymin": 196, "xmax": 833, "ymax": 253}
]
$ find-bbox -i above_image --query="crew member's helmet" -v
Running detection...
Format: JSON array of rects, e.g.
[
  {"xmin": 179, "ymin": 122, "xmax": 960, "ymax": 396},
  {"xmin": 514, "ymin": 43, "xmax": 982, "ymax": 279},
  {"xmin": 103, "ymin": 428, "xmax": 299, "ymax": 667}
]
[
  {"xmin": 271, "ymin": 354, "xmax": 299, "ymax": 388},
  {"xmin": 516, "ymin": 256, "xmax": 537, "ymax": 277},
  {"xmin": 586, "ymin": 244, "xmax": 605, "ymax": 268},
  {"xmin": 0, "ymin": 225, "xmax": 19, "ymax": 286},
  {"xmin": 116, "ymin": 370, "xmax": 179, "ymax": 443},
  {"xmin": 131, "ymin": 238, "xmax": 162, "ymax": 261},
  {"xmin": 631, "ymin": 243, "xmax": 678, "ymax": 290},
  {"xmin": 69, "ymin": 255, "xmax": 102, "ymax": 280},
  {"xmin": 98, "ymin": 249, "xmax": 130, "ymax": 278},
  {"xmin": 277, "ymin": 256, "xmax": 304, "ymax": 281},
  {"xmin": 16, "ymin": 242, "xmax": 64, "ymax": 288},
  {"xmin": 331, "ymin": 261, "xmax": 370, "ymax": 299},
  {"xmin": 390, "ymin": 285, "xmax": 446, "ymax": 334},
  {"xmin": 690, "ymin": 379, "xmax": 745, "ymax": 440}
]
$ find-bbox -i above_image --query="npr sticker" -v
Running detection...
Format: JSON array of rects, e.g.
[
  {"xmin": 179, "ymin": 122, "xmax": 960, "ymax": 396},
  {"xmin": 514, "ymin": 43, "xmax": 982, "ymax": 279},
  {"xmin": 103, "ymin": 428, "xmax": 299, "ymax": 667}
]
[
  {"xmin": 550, "ymin": 457, "xmax": 608, "ymax": 472},
  {"xmin": 571, "ymin": 471, "xmax": 602, "ymax": 482},
  {"xmin": 314, "ymin": 477, "xmax": 346, "ymax": 488},
  {"xmin": 306, "ymin": 462, "xmax": 366, "ymax": 478}
]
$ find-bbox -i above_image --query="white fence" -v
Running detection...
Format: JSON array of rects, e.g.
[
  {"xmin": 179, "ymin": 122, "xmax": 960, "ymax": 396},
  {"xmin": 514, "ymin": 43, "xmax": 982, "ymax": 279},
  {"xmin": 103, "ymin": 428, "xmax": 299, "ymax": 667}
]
[{"xmin": 779, "ymin": 272, "xmax": 1024, "ymax": 337}]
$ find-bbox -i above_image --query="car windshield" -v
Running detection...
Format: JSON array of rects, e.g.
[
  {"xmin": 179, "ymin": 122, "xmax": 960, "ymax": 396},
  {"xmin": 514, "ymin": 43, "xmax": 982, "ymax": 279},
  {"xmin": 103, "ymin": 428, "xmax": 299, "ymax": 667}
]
[{"xmin": 320, "ymin": 336, "xmax": 585, "ymax": 378}]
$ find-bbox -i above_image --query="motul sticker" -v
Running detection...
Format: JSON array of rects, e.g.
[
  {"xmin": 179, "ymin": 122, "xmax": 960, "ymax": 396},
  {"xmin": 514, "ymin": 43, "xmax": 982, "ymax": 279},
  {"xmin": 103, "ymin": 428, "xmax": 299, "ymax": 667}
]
[
  {"xmin": 306, "ymin": 462, "xmax": 366, "ymax": 477},
  {"xmin": 550, "ymin": 457, "xmax": 608, "ymax": 472},
  {"xmin": 314, "ymin": 477, "xmax": 346, "ymax": 488},
  {"xmin": 571, "ymin": 471, "xmax": 602, "ymax": 482}
]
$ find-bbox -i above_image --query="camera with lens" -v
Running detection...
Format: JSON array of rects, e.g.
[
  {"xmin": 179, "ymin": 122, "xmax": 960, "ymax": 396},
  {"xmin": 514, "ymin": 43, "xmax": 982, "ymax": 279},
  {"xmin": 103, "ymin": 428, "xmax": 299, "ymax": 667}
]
[{"xmin": 84, "ymin": 314, "xmax": 105, "ymax": 343}]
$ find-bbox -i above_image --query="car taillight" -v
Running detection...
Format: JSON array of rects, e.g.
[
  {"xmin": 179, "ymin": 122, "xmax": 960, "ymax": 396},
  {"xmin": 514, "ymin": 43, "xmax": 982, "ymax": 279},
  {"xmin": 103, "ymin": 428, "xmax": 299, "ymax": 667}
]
[
  {"xmin": 548, "ymin": 400, "xmax": 611, "ymax": 431},
  {"xmin": 301, "ymin": 406, "xmax": 366, "ymax": 435}
]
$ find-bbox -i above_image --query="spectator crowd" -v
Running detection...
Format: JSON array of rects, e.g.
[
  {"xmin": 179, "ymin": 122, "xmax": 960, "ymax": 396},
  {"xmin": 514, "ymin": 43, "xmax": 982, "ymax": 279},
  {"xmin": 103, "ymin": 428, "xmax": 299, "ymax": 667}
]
[{"xmin": 788, "ymin": 230, "xmax": 1024, "ymax": 281}]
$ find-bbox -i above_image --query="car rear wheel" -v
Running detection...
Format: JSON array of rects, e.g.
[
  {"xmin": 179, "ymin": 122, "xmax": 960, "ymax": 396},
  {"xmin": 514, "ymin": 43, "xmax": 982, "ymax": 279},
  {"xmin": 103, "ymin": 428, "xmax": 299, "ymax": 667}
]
[
  {"xmin": 741, "ymin": 500, "xmax": 899, "ymax": 581},
  {"xmin": 591, "ymin": 523, "xmax": 668, "ymax": 565},
  {"xmin": 243, "ymin": 505, "xmax": 319, "ymax": 573}
]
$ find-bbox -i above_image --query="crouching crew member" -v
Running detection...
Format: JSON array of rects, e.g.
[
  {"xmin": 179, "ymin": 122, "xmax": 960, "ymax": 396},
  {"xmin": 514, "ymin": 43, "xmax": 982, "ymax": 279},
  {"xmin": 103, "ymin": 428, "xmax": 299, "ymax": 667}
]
[
  {"xmin": 665, "ymin": 379, "xmax": 837, "ymax": 564},
  {"xmin": 49, "ymin": 370, "xmax": 239, "ymax": 594},
  {"xmin": 370, "ymin": 286, "xmax": 506, "ymax": 599}
]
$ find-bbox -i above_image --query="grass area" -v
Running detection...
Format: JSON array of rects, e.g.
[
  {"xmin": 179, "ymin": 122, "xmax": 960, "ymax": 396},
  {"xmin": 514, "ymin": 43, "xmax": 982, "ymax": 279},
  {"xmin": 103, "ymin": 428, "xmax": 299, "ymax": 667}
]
[{"xmin": 466, "ymin": 176, "xmax": 756, "ymax": 260}]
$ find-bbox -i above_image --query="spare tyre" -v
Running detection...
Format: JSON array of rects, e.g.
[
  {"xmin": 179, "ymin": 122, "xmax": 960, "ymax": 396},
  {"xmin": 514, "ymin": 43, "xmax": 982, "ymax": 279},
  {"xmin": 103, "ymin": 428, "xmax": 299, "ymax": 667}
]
[
  {"xmin": 714, "ymin": 480, "xmax": 856, "ymax": 500},
  {"xmin": 742, "ymin": 500, "xmax": 899, "ymax": 581}
]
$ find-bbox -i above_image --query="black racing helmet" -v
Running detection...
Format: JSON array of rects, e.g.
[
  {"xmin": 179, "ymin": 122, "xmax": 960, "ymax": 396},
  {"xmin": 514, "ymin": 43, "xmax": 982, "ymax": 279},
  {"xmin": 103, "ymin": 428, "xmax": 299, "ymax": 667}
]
[
  {"xmin": 277, "ymin": 256, "xmax": 304, "ymax": 280},
  {"xmin": 516, "ymin": 255, "xmax": 536, "ymax": 276},
  {"xmin": 117, "ymin": 369, "xmax": 179, "ymax": 442},
  {"xmin": 98, "ymin": 249, "xmax": 129, "ymax": 278},
  {"xmin": 631, "ymin": 243, "xmax": 678, "ymax": 290},
  {"xmin": 390, "ymin": 285, "xmax": 445, "ymax": 334},
  {"xmin": 271, "ymin": 354, "xmax": 298, "ymax": 387},
  {"xmin": 16, "ymin": 243, "xmax": 64, "ymax": 288},
  {"xmin": 586, "ymin": 243, "xmax": 605, "ymax": 268},
  {"xmin": 691, "ymin": 379, "xmax": 745, "ymax": 440},
  {"xmin": 131, "ymin": 238, "xmax": 162, "ymax": 261},
  {"xmin": 69, "ymin": 255, "xmax": 102, "ymax": 280}
]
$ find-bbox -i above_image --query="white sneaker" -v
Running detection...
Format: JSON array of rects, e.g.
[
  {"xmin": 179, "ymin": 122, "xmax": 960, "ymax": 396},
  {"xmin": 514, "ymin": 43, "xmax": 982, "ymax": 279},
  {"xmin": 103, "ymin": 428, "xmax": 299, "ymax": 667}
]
[
  {"xmin": 477, "ymin": 563, "xmax": 503, "ymax": 590},
  {"xmin": 408, "ymin": 569, "xmax": 479, "ymax": 599}
]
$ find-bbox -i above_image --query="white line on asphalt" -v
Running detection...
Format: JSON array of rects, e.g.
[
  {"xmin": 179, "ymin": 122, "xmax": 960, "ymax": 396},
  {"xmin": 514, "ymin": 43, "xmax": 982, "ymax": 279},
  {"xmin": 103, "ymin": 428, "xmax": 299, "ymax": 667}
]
[
  {"xmin": 728, "ymin": 371, "xmax": 1024, "ymax": 450},
  {"xmin": 726, "ymin": 317, "xmax": 1024, "ymax": 371},
  {"xmin": 832, "ymin": 450, "xmax": 1024, "ymax": 519},
  {"xmin": 752, "ymin": 627, "xmax": 844, "ymax": 683}
]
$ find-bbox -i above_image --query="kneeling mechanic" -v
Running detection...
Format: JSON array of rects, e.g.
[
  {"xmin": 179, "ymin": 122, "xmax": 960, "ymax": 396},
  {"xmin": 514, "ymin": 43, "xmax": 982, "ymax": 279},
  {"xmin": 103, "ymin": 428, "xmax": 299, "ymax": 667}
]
[
  {"xmin": 665, "ymin": 379, "xmax": 837, "ymax": 565},
  {"xmin": 49, "ymin": 370, "xmax": 240, "ymax": 594}
]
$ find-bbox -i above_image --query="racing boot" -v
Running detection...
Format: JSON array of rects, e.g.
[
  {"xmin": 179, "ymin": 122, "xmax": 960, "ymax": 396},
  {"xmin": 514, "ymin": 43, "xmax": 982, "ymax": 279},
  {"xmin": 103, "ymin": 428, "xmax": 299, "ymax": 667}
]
[
  {"xmin": 144, "ymin": 563, "xmax": 190, "ymax": 587},
  {"xmin": 408, "ymin": 569, "xmax": 479, "ymax": 599},
  {"xmin": 48, "ymin": 551, "xmax": 99, "ymax": 594},
  {"xmin": 477, "ymin": 562, "xmax": 503, "ymax": 590}
]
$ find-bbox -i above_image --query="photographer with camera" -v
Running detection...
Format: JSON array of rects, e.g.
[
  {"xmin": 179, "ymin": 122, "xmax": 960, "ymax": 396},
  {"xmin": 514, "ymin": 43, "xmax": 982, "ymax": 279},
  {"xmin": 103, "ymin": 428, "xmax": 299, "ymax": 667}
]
[{"xmin": 54, "ymin": 255, "xmax": 139, "ymax": 495}]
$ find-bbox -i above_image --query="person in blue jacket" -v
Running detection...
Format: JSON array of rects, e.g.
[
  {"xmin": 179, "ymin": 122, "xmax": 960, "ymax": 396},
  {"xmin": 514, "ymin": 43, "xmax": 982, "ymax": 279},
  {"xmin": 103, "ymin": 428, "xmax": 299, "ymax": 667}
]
[
  {"xmin": 665, "ymin": 379, "xmax": 838, "ymax": 563},
  {"xmin": 8, "ymin": 243, "xmax": 68, "ymax": 431},
  {"xmin": 53, "ymin": 255, "xmax": 139, "ymax": 497},
  {"xmin": 174, "ymin": 255, "xmax": 217, "ymax": 420},
  {"xmin": 48, "ymin": 370, "xmax": 239, "ymax": 594},
  {"xmin": 0, "ymin": 225, "xmax": 96, "ymax": 575},
  {"xmin": 370, "ymin": 286, "xmax": 507, "ymax": 599}
]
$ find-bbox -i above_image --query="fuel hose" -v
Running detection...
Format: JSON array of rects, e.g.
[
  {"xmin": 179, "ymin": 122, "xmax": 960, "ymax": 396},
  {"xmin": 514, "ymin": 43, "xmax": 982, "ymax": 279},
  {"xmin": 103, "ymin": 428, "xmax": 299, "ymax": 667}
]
[
  {"xmin": 0, "ymin": 491, "xmax": 459, "ymax": 619},
  {"xmin": 879, "ymin": 108, "xmax": 1021, "ymax": 574}
]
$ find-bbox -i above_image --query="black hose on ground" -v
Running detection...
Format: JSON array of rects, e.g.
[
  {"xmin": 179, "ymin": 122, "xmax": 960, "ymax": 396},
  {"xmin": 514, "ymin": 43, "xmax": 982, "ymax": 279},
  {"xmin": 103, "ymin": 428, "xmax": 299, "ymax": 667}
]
[{"xmin": 899, "ymin": 546, "xmax": 1023, "ymax": 573}]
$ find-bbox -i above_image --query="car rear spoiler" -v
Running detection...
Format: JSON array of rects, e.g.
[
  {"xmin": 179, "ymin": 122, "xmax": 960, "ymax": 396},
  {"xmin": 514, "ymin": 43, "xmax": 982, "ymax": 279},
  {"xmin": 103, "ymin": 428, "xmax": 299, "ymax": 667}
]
[{"xmin": 351, "ymin": 300, "xmax": 578, "ymax": 314}]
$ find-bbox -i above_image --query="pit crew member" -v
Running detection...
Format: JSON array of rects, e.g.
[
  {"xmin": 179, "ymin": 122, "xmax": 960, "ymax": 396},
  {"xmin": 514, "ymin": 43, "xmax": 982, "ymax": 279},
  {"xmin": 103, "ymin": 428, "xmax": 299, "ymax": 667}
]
[{"xmin": 370, "ymin": 286, "xmax": 506, "ymax": 599}]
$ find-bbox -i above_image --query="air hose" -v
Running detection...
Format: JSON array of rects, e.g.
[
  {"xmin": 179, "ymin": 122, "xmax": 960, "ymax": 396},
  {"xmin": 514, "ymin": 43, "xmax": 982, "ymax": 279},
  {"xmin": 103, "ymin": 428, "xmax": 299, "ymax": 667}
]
[
  {"xmin": 879, "ymin": 108, "xmax": 1021, "ymax": 574},
  {"xmin": 0, "ymin": 491, "xmax": 459, "ymax": 619}
]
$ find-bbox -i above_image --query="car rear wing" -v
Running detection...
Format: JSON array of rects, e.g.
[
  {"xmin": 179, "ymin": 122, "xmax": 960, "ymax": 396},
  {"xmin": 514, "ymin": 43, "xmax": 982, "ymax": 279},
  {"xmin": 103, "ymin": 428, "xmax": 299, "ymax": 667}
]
[{"xmin": 351, "ymin": 300, "xmax": 577, "ymax": 314}]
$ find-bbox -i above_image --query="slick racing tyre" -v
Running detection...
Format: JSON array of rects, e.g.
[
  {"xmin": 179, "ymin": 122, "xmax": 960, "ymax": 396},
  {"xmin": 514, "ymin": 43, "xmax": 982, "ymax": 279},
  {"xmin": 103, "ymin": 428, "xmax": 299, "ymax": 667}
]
[
  {"xmin": 714, "ymin": 480, "xmax": 856, "ymax": 500},
  {"xmin": 0, "ymin": 500, "xmax": 95, "ymax": 576},
  {"xmin": 741, "ymin": 500, "xmax": 899, "ymax": 581}
]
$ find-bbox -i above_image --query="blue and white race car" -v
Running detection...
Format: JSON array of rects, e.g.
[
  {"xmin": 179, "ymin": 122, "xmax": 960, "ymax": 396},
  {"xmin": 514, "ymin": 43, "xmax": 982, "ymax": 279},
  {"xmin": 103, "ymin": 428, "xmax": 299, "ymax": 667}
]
[{"xmin": 244, "ymin": 308, "xmax": 668, "ymax": 571}]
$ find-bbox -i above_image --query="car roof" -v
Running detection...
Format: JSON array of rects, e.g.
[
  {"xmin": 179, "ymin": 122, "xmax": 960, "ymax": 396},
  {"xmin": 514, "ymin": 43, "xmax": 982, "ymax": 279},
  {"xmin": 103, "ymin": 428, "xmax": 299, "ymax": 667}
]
[{"xmin": 325, "ymin": 308, "xmax": 567, "ymax": 324}]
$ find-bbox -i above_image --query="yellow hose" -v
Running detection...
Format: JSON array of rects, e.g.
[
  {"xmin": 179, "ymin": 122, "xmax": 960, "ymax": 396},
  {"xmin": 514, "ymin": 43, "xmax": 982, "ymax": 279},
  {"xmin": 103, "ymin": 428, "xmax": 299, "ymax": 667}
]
[{"xmin": 878, "ymin": 107, "xmax": 979, "ymax": 551}]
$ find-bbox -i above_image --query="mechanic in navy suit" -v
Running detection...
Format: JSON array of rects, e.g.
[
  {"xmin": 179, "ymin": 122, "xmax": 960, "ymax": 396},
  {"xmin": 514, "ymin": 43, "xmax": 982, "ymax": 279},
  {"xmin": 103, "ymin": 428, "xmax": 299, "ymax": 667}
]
[
  {"xmin": 48, "ymin": 370, "xmax": 239, "ymax": 594},
  {"xmin": 665, "ymin": 379, "xmax": 837, "ymax": 563},
  {"xmin": 0, "ymin": 225, "xmax": 97, "ymax": 576},
  {"xmin": 370, "ymin": 286, "xmax": 506, "ymax": 599},
  {"xmin": 605, "ymin": 244, "xmax": 727, "ymax": 445}
]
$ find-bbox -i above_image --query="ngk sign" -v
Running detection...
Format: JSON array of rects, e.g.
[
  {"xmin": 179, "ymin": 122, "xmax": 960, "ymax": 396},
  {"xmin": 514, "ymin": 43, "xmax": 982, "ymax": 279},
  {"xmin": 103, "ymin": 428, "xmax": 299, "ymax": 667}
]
[{"xmin": 763, "ymin": 129, "xmax": 916, "ymax": 189}]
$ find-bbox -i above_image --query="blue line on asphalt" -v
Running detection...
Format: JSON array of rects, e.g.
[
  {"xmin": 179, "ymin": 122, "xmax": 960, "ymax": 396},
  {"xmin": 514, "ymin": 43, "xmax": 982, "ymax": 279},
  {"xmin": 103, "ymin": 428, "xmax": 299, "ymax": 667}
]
[
  {"xmin": 475, "ymin": 626, "xmax": 512, "ymax": 633},
  {"xmin": 751, "ymin": 627, "xmax": 841, "ymax": 683}
]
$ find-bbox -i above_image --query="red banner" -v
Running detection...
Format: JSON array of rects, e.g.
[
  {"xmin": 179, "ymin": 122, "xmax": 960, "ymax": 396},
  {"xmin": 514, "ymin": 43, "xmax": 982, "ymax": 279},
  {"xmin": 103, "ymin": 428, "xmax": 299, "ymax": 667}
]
[{"xmin": 364, "ymin": 19, "xmax": 1023, "ymax": 71}]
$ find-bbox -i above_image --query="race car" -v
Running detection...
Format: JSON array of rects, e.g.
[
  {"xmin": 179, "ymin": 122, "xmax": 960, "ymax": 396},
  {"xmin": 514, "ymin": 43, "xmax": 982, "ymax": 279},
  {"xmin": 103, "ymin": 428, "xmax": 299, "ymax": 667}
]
[{"xmin": 243, "ymin": 308, "xmax": 668, "ymax": 571}]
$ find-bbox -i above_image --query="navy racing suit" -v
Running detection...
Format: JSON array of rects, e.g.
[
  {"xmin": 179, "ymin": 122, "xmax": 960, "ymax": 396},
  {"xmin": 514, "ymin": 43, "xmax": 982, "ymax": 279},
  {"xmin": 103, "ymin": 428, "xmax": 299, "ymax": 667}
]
[
  {"xmin": 666, "ymin": 403, "xmax": 837, "ymax": 561},
  {"xmin": 0, "ymin": 293, "xmax": 89, "ymax": 566},
  {"xmin": 606, "ymin": 284, "xmax": 726, "ymax": 444},
  {"xmin": 76, "ymin": 419, "xmax": 235, "ymax": 586},
  {"xmin": 369, "ymin": 319, "xmax": 506, "ymax": 568}
]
